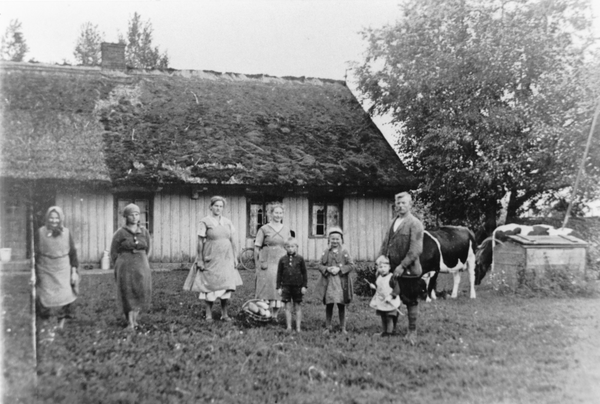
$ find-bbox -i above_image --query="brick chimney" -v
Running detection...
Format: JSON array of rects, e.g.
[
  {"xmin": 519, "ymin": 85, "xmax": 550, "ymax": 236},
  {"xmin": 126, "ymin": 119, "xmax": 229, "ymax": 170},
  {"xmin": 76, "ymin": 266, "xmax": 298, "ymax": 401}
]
[{"xmin": 101, "ymin": 42, "xmax": 126, "ymax": 70}]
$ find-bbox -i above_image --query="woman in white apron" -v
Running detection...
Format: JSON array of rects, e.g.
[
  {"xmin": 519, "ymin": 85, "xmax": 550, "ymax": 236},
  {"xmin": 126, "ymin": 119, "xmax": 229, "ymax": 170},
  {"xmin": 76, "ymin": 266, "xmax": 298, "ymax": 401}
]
[
  {"xmin": 254, "ymin": 203, "xmax": 291, "ymax": 320},
  {"xmin": 35, "ymin": 206, "xmax": 79, "ymax": 329}
]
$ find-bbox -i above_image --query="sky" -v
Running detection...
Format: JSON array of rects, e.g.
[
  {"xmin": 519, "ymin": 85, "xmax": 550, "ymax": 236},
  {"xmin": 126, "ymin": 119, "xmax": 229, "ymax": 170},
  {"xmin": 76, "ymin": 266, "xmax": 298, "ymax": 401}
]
[{"xmin": 0, "ymin": 0, "xmax": 402, "ymax": 79}]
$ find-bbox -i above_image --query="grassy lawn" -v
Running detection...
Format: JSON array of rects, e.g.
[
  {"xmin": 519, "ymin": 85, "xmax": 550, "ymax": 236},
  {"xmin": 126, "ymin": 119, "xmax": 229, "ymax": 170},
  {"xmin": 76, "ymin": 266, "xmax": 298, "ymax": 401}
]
[
  {"xmin": 1, "ymin": 272, "xmax": 36, "ymax": 404},
  {"xmin": 2, "ymin": 267, "xmax": 599, "ymax": 403}
]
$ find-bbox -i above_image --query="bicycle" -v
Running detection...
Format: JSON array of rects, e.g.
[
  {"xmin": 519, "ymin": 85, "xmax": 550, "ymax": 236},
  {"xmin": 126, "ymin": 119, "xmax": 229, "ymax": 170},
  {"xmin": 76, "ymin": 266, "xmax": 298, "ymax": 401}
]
[{"xmin": 239, "ymin": 247, "xmax": 256, "ymax": 270}]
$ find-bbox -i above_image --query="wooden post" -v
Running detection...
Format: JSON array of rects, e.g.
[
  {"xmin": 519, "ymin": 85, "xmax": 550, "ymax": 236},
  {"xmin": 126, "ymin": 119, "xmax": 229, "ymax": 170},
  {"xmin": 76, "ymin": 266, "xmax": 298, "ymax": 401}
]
[
  {"xmin": 29, "ymin": 186, "xmax": 37, "ymax": 387},
  {"xmin": 562, "ymin": 99, "xmax": 600, "ymax": 229}
]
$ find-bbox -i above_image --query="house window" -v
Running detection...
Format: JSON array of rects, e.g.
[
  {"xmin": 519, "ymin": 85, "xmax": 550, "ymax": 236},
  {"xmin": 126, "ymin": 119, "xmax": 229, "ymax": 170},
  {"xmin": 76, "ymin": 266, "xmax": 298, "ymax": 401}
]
[
  {"xmin": 115, "ymin": 196, "xmax": 152, "ymax": 233},
  {"xmin": 247, "ymin": 197, "xmax": 282, "ymax": 239},
  {"xmin": 310, "ymin": 200, "xmax": 341, "ymax": 237}
]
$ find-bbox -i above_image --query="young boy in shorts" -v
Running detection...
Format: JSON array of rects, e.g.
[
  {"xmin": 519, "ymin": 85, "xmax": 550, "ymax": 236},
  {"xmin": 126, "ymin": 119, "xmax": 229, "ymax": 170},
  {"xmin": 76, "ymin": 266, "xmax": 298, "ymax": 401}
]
[{"xmin": 276, "ymin": 238, "xmax": 308, "ymax": 332}]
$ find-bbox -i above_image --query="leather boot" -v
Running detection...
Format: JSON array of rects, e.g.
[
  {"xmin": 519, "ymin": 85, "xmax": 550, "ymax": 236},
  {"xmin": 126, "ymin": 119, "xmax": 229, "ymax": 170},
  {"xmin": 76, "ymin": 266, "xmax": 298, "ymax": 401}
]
[{"xmin": 405, "ymin": 305, "xmax": 418, "ymax": 345}]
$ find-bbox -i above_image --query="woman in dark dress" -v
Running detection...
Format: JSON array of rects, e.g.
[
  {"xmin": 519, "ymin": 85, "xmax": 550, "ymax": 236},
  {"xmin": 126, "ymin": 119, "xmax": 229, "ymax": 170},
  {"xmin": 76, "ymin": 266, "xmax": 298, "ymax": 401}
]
[
  {"xmin": 110, "ymin": 203, "xmax": 152, "ymax": 330},
  {"xmin": 35, "ymin": 206, "xmax": 79, "ymax": 329}
]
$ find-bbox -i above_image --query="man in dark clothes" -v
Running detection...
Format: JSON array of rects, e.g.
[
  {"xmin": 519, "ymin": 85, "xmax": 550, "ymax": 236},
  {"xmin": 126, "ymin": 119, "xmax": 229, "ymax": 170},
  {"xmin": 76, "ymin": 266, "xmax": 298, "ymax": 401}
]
[{"xmin": 376, "ymin": 192, "xmax": 424, "ymax": 345}]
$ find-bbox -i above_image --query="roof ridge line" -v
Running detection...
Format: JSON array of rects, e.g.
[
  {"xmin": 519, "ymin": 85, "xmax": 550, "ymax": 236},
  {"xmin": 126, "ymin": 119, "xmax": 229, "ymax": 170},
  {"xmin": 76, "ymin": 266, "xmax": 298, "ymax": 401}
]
[{"xmin": 0, "ymin": 61, "xmax": 347, "ymax": 86}]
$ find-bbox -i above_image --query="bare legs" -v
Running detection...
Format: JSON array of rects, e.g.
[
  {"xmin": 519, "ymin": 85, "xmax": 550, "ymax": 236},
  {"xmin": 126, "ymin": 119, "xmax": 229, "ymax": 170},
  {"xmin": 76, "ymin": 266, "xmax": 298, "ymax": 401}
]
[
  {"xmin": 285, "ymin": 302, "xmax": 292, "ymax": 330},
  {"xmin": 204, "ymin": 300, "xmax": 213, "ymax": 321},
  {"xmin": 127, "ymin": 310, "xmax": 139, "ymax": 330},
  {"xmin": 220, "ymin": 299, "xmax": 231, "ymax": 321},
  {"xmin": 285, "ymin": 302, "xmax": 302, "ymax": 332},
  {"xmin": 203, "ymin": 299, "xmax": 231, "ymax": 321}
]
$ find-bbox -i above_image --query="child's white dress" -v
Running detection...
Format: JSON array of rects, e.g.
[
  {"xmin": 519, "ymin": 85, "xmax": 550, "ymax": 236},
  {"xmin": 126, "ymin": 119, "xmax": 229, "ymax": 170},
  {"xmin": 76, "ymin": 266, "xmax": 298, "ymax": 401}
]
[{"xmin": 369, "ymin": 273, "xmax": 400, "ymax": 312}]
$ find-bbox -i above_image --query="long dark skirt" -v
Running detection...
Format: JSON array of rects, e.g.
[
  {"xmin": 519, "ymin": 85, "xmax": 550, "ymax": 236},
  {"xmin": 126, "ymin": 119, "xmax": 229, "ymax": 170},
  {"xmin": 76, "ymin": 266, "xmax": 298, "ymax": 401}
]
[{"xmin": 115, "ymin": 250, "xmax": 152, "ymax": 318}]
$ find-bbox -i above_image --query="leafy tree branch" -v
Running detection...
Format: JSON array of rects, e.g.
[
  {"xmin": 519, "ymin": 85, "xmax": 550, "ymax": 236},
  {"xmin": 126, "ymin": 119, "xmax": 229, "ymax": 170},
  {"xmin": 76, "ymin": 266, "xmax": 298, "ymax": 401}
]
[{"xmin": 354, "ymin": 0, "xmax": 600, "ymax": 231}]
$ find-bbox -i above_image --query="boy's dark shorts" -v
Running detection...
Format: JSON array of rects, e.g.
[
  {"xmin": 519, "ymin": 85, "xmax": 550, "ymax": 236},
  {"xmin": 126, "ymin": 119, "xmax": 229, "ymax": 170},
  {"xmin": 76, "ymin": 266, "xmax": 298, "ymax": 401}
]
[{"xmin": 281, "ymin": 285, "xmax": 304, "ymax": 303}]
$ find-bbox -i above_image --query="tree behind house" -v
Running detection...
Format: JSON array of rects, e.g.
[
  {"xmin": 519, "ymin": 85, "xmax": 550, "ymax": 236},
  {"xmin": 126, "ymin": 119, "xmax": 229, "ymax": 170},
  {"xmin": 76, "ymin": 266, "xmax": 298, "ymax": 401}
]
[
  {"xmin": 354, "ymin": 0, "xmax": 600, "ymax": 233},
  {"xmin": 1, "ymin": 19, "xmax": 28, "ymax": 62},
  {"xmin": 73, "ymin": 22, "xmax": 104, "ymax": 66},
  {"xmin": 120, "ymin": 12, "xmax": 169, "ymax": 69}
]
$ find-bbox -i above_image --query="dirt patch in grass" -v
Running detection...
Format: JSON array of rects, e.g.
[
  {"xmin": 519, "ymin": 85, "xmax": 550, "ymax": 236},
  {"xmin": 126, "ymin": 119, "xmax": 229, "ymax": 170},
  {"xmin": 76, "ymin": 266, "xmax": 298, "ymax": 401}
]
[{"xmin": 2, "ymin": 270, "xmax": 600, "ymax": 403}]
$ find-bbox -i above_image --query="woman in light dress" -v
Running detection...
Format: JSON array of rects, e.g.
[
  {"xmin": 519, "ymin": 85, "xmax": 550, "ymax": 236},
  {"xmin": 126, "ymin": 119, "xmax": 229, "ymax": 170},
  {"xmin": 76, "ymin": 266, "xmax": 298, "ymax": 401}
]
[
  {"xmin": 254, "ymin": 203, "xmax": 292, "ymax": 320},
  {"xmin": 193, "ymin": 196, "xmax": 243, "ymax": 321},
  {"xmin": 35, "ymin": 206, "xmax": 79, "ymax": 329}
]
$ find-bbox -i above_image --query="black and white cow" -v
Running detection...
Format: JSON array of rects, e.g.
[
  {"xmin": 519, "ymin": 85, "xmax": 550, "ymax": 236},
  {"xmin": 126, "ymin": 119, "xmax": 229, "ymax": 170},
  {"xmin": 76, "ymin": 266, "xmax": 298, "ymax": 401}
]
[
  {"xmin": 474, "ymin": 223, "xmax": 575, "ymax": 285},
  {"xmin": 420, "ymin": 226, "xmax": 478, "ymax": 300}
]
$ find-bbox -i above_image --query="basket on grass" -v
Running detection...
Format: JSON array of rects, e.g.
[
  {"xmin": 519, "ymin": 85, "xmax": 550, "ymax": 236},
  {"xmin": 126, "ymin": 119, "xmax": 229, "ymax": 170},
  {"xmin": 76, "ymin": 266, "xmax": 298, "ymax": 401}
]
[{"xmin": 242, "ymin": 299, "xmax": 272, "ymax": 322}]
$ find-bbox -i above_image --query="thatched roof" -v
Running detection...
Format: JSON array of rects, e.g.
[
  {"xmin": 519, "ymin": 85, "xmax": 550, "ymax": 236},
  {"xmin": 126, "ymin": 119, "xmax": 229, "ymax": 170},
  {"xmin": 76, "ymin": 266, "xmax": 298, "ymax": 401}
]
[
  {"xmin": 1, "ymin": 61, "xmax": 416, "ymax": 192},
  {"xmin": 0, "ymin": 63, "xmax": 111, "ymax": 182}
]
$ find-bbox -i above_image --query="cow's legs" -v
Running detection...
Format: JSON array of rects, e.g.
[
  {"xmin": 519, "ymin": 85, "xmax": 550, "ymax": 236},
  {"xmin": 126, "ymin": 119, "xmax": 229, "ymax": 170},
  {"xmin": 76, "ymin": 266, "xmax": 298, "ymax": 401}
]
[
  {"xmin": 467, "ymin": 241, "xmax": 477, "ymax": 299},
  {"xmin": 449, "ymin": 242, "xmax": 478, "ymax": 299},
  {"xmin": 424, "ymin": 271, "xmax": 438, "ymax": 302},
  {"xmin": 451, "ymin": 272, "xmax": 461, "ymax": 298},
  {"xmin": 468, "ymin": 267, "xmax": 476, "ymax": 299},
  {"xmin": 428, "ymin": 290, "xmax": 436, "ymax": 302}
]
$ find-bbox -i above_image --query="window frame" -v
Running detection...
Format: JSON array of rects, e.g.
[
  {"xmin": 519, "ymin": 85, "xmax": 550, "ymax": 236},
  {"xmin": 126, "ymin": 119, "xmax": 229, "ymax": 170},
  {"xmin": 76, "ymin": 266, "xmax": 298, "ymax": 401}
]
[
  {"xmin": 308, "ymin": 198, "xmax": 342, "ymax": 238},
  {"xmin": 246, "ymin": 195, "xmax": 283, "ymax": 239},
  {"xmin": 114, "ymin": 193, "xmax": 154, "ymax": 234}
]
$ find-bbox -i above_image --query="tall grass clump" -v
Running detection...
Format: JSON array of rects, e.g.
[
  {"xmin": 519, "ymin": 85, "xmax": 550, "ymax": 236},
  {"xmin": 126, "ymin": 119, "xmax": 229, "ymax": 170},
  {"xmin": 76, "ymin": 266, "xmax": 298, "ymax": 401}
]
[{"xmin": 515, "ymin": 264, "xmax": 599, "ymax": 298}]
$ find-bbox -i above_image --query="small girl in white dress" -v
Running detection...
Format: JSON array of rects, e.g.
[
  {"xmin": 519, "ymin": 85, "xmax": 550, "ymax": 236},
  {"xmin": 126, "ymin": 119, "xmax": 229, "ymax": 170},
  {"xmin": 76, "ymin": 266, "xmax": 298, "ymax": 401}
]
[{"xmin": 369, "ymin": 257, "xmax": 401, "ymax": 336}]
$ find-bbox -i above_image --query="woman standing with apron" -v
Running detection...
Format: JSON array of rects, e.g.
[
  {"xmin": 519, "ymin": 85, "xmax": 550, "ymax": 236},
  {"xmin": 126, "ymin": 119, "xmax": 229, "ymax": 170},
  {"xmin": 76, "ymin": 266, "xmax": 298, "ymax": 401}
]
[{"xmin": 254, "ymin": 203, "xmax": 292, "ymax": 320}]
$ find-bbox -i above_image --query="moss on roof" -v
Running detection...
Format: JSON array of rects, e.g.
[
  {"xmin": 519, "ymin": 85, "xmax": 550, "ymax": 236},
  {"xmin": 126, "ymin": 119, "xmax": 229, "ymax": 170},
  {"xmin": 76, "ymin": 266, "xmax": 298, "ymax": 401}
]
[
  {"xmin": 0, "ymin": 64, "xmax": 113, "ymax": 182},
  {"xmin": 1, "ymin": 63, "xmax": 415, "ymax": 190}
]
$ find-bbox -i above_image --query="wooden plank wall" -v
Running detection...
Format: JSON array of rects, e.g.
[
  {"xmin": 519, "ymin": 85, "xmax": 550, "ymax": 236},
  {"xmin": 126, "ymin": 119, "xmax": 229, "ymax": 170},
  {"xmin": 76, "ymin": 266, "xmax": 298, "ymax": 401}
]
[
  {"xmin": 55, "ymin": 191, "xmax": 393, "ymax": 264},
  {"xmin": 57, "ymin": 192, "xmax": 114, "ymax": 263},
  {"xmin": 283, "ymin": 196, "xmax": 393, "ymax": 262},
  {"xmin": 0, "ymin": 194, "xmax": 28, "ymax": 260},
  {"xmin": 152, "ymin": 192, "xmax": 248, "ymax": 263},
  {"xmin": 283, "ymin": 196, "xmax": 326, "ymax": 261},
  {"xmin": 343, "ymin": 197, "xmax": 393, "ymax": 262}
]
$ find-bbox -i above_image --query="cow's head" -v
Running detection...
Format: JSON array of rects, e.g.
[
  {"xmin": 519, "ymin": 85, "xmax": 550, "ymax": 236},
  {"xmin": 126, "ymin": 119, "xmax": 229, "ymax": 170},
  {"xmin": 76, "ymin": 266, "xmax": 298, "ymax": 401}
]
[
  {"xmin": 474, "ymin": 238, "xmax": 494, "ymax": 285},
  {"xmin": 475, "ymin": 224, "xmax": 576, "ymax": 285},
  {"xmin": 418, "ymin": 271, "xmax": 436, "ymax": 300}
]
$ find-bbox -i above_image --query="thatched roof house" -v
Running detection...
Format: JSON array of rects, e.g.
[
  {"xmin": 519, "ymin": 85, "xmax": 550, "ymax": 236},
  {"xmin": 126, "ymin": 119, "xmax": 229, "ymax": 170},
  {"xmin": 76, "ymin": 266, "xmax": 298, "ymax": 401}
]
[{"xmin": 0, "ymin": 52, "xmax": 415, "ymax": 265}]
